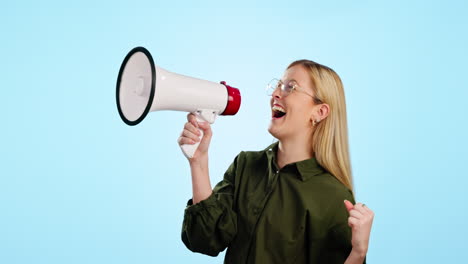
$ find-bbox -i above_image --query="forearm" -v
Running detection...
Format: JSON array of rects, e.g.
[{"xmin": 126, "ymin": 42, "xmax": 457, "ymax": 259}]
[
  {"xmin": 189, "ymin": 153, "xmax": 213, "ymax": 204},
  {"xmin": 344, "ymin": 248, "xmax": 366, "ymax": 264}
]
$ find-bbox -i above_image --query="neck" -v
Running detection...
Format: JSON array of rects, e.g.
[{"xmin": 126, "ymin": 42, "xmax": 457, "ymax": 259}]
[{"xmin": 276, "ymin": 134, "xmax": 314, "ymax": 169}]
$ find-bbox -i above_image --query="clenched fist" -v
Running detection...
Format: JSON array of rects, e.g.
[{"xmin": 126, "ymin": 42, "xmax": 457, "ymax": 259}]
[
  {"xmin": 344, "ymin": 200, "xmax": 374, "ymax": 256},
  {"xmin": 177, "ymin": 113, "xmax": 213, "ymax": 161}
]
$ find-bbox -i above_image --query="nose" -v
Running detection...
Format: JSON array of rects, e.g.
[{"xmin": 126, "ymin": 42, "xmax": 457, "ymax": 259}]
[{"xmin": 271, "ymin": 85, "xmax": 282, "ymax": 99}]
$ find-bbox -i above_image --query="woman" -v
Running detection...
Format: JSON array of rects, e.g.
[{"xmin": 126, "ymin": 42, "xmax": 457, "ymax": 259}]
[{"xmin": 178, "ymin": 60, "xmax": 374, "ymax": 263}]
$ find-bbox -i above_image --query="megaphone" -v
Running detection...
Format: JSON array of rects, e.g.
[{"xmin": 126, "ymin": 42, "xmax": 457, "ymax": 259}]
[{"xmin": 116, "ymin": 47, "xmax": 241, "ymax": 159}]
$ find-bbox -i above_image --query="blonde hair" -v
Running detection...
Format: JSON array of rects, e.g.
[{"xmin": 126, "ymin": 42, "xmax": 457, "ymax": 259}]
[{"xmin": 288, "ymin": 60, "xmax": 354, "ymax": 193}]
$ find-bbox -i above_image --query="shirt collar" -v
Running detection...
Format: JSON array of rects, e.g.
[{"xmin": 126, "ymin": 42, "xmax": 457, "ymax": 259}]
[{"xmin": 264, "ymin": 141, "xmax": 326, "ymax": 181}]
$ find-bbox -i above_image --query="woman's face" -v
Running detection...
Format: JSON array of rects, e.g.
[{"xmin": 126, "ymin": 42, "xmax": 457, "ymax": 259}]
[{"xmin": 268, "ymin": 65, "xmax": 321, "ymax": 141}]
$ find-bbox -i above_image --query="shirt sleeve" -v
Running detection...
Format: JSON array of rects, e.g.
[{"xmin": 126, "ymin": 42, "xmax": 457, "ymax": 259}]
[{"xmin": 180, "ymin": 154, "xmax": 239, "ymax": 257}]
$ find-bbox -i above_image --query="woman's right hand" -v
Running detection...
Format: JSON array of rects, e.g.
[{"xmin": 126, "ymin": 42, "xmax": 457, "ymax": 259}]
[
  {"xmin": 344, "ymin": 200, "xmax": 374, "ymax": 260},
  {"xmin": 177, "ymin": 113, "xmax": 213, "ymax": 161}
]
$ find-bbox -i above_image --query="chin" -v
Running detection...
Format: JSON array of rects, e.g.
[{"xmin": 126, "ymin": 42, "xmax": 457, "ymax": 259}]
[{"xmin": 268, "ymin": 125, "xmax": 284, "ymax": 140}]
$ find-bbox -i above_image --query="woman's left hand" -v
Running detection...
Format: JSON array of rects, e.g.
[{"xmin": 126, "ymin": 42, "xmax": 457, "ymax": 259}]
[{"xmin": 344, "ymin": 200, "xmax": 374, "ymax": 257}]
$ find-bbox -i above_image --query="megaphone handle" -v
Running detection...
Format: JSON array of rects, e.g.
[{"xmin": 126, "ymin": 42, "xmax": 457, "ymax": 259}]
[{"xmin": 180, "ymin": 114, "xmax": 205, "ymax": 159}]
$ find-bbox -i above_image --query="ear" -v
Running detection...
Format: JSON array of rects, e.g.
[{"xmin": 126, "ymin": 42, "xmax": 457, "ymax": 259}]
[
  {"xmin": 310, "ymin": 103, "xmax": 330, "ymax": 122},
  {"xmin": 317, "ymin": 103, "xmax": 330, "ymax": 120}
]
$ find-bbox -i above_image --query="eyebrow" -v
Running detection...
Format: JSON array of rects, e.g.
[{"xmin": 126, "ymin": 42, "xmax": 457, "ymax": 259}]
[{"xmin": 282, "ymin": 78, "xmax": 298, "ymax": 83}]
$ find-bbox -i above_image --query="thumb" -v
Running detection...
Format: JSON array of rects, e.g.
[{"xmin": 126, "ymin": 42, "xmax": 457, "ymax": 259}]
[
  {"xmin": 197, "ymin": 122, "xmax": 212, "ymax": 136},
  {"xmin": 344, "ymin": 200, "xmax": 354, "ymax": 212}
]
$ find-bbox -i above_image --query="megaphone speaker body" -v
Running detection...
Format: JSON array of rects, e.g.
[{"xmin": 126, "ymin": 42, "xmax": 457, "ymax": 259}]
[{"xmin": 116, "ymin": 47, "xmax": 241, "ymax": 158}]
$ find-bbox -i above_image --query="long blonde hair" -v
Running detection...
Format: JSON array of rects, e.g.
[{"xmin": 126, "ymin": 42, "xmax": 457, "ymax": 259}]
[{"xmin": 288, "ymin": 60, "xmax": 354, "ymax": 193}]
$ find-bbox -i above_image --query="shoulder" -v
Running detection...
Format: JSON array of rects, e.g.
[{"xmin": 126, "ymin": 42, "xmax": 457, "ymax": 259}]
[
  {"xmin": 305, "ymin": 172, "xmax": 355, "ymax": 220},
  {"xmin": 225, "ymin": 147, "xmax": 271, "ymax": 191},
  {"xmin": 234, "ymin": 143, "xmax": 274, "ymax": 165},
  {"xmin": 238, "ymin": 150, "xmax": 266, "ymax": 162},
  {"xmin": 310, "ymin": 172, "xmax": 354, "ymax": 200}
]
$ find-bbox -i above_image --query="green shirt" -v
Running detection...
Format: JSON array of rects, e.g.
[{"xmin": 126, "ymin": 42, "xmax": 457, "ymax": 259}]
[{"xmin": 181, "ymin": 142, "xmax": 366, "ymax": 264}]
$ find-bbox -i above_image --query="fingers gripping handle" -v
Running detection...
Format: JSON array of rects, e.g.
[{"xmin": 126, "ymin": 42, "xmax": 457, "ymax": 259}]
[
  {"xmin": 180, "ymin": 110, "xmax": 217, "ymax": 159},
  {"xmin": 180, "ymin": 115, "xmax": 204, "ymax": 159}
]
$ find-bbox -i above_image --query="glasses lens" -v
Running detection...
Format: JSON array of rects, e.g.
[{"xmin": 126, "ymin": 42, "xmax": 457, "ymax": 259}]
[
  {"xmin": 266, "ymin": 79, "xmax": 280, "ymax": 96},
  {"xmin": 283, "ymin": 81, "xmax": 295, "ymax": 94}
]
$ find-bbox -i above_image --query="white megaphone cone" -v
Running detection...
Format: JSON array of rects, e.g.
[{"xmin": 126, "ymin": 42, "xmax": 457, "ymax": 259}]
[{"xmin": 116, "ymin": 47, "xmax": 241, "ymax": 159}]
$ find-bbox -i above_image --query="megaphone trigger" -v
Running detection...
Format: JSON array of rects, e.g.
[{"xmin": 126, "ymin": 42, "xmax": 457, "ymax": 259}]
[{"xmin": 195, "ymin": 109, "xmax": 218, "ymax": 124}]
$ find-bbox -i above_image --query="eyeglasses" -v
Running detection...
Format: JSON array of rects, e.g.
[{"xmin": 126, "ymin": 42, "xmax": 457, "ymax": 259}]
[{"xmin": 266, "ymin": 78, "xmax": 316, "ymax": 99}]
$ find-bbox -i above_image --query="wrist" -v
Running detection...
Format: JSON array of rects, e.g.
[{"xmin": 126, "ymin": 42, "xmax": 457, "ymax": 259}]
[
  {"xmin": 350, "ymin": 247, "xmax": 367, "ymax": 260},
  {"xmin": 189, "ymin": 153, "xmax": 208, "ymax": 165}
]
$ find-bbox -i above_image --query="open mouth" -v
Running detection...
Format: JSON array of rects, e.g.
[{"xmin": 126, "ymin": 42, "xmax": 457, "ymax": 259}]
[{"xmin": 272, "ymin": 105, "xmax": 286, "ymax": 118}]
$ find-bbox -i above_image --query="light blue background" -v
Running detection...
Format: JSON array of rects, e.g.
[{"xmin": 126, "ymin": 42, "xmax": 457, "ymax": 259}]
[{"xmin": 1, "ymin": 0, "xmax": 467, "ymax": 263}]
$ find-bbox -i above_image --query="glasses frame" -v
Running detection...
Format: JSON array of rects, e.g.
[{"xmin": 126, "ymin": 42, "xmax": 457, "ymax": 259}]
[{"xmin": 267, "ymin": 78, "xmax": 320, "ymax": 103}]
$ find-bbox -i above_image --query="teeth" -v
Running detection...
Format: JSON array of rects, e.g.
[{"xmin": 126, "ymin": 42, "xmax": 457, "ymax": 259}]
[{"xmin": 272, "ymin": 105, "xmax": 286, "ymax": 113}]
